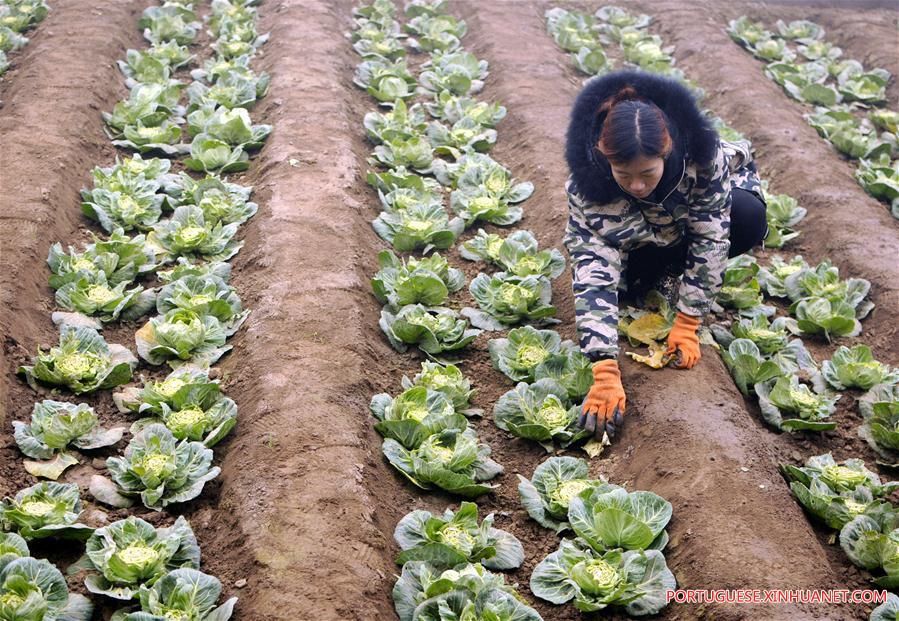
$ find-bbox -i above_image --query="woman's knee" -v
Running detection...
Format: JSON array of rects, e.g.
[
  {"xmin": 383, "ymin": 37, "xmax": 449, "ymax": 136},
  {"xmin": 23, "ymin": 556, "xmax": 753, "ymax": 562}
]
[{"xmin": 728, "ymin": 188, "xmax": 768, "ymax": 257}]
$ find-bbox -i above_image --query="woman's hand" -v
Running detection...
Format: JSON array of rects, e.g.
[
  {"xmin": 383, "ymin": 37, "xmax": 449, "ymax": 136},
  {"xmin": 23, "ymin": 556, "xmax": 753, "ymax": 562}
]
[
  {"xmin": 666, "ymin": 311, "xmax": 702, "ymax": 369},
  {"xmin": 579, "ymin": 359, "xmax": 626, "ymax": 439}
]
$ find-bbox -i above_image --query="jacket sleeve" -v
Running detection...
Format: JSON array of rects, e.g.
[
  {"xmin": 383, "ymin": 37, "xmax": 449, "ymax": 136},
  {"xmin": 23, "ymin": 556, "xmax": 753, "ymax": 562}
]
[
  {"xmin": 563, "ymin": 179, "xmax": 625, "ymax": 361},
  {"xmin": 677, "ymin": 142, "xmax": 733, "ymax": 317}
]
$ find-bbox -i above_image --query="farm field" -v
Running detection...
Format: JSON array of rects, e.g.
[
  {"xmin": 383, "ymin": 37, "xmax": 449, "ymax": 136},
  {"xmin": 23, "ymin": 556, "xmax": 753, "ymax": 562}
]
[{"xmin": 0, "ymin": 0, "xmax": 897, "ymax": 620}]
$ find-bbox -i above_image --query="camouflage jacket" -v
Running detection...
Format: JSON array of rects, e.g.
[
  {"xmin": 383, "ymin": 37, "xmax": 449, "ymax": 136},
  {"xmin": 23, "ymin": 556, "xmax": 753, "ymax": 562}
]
[{"xmin": 562, "ymin": 70, "xmax": 763, "ymax": 361}]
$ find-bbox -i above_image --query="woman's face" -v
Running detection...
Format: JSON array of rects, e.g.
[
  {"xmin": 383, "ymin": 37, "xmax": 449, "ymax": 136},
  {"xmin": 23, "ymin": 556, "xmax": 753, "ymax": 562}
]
[{"xmin": 609, "ymin": 155, "xmax": 665, "ymax": 199}]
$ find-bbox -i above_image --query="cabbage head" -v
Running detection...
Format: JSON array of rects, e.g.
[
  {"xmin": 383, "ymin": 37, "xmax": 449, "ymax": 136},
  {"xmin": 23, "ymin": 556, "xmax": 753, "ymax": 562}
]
[
  {"xmin": 531, "ymin": 538, "xmax": 675, "ymax": 615},
  {"xmin": 393, "ymin": 502, "xmax": 523, "ymax": 570},
  {"xmin": 80, "ymin": 516, "xmax": 200, "ymax": 600},
  {"xmin": 487, "ymin": 325, "xmax": 563, "ymax": 382},
  {"xmin": 0, "ymin": 557, "xmax": 93, "ymax": 621},
  {"xmin": 0, "ymin": 482, "xmax": 93, "ymax": 541},
  {"xmin": 517, "ymin": 456, "xmax": 614, "ymax": 532},
  {"xmin": 97, "ymin": 424, "xmax": 221, "ymax": 511},
  {"xmin": 17, "ymin": 325, "xmax": 136, "ymax": 395}
]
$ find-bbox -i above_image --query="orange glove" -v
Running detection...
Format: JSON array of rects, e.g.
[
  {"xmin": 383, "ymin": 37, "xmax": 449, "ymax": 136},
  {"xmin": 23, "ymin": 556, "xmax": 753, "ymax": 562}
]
[
  {"xmin": 578, "ymin": 360, "xmax": 626, "ymax": 438},
  {"xmin": 666, "ymin": 312, "xmax": 702, "ymax": 369}
]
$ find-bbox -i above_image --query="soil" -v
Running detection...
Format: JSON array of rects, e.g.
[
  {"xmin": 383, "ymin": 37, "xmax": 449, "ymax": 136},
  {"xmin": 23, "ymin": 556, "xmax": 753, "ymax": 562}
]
[{"xmin": 0, "ymin": 1, "xmax": 897, "ymax": 621}]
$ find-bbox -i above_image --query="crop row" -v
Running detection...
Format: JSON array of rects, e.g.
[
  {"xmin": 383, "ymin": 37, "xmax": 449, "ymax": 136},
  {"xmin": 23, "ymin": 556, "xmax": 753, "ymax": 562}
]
[
  {"xmin": 0, "ymin": 0, "xmax": 269, "ymax": 618},
  {"xmin": 728, "ymin": 17, "xmax": 899, "ymax": 220},
  {"xmin": 0, "ymin": 0, "xmax": 48, "ymax": 75},
  {"xmin": 352, "ymin": 0, "xmax": 682, "ymax": 618},
  {"xmin": 546, "ymin": 5, "xmax": 899, "ymax": 616}
]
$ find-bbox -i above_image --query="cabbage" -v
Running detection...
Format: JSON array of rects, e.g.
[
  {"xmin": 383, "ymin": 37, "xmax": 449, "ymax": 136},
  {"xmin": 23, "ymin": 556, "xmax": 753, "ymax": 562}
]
[
  {"xmin": 517, "ymin": 456, "xmax": 613, "ymax": 532},
  {"xmin": 391, "ymin": 561, "xmax": 538, "ymax": 621},
  {"xmin": 95, "ymin": 424, "xmax": 221, "ymax": 511},
  {"xmin": 80, "ymin": 516, "xmax": 199, "ymax": 600},
  {"xmin": 371, "ymin": 249, "xmax": 465, "ymax": 307},
  {"xmin": 820, "ymin": 344, "xmax": 898, "ymax": 391},
  {"xmin": 353, "ymin": 58, "xmax": 417, "ymax": 104},
  {"xmin": 370, "ymin": 134, "xmax": 435, "ymax": 171},
  {"xmin": 418, "ymin": 50, "xmax": 488, "ymax": 96},
  {"xmin": 156, "ymin": 274, "xmax": 249, "ymax": 333},
  {"xmin": 0, "ymin": 557, "xmax": 93, "ymax": 621},
  {"xmin": 147, "ymin": 206, "xmax": 243, "ymax": 262},
  {"xmin": 464, "ymin": 272, "xmax": 556, "ymax": 330},
  {"xmin": 426, "ymin": 117, "xmax": 496, "ymax": 159},
  {"xmin": 13, "ymin": 400, "xmax": 124, "ymax": 460},
  {"xmin": 756, "ymin": 375, "xmax": 840, "ymax": 431},
  {"xmin": 0, "ymin": 482, "xmax": 93, "ymax": 541},
  {"xmin": 363, "ymin": 98, "xmax": 427, "ymax": 144},
  {"xmin": 425, "ymin": 91, "xmax": 506, "ymax": 127},
  {"xmin": 369, "ymin": 386, "xmax": 467, "ymax": 449},
  {"xmin": 379, "ymin": 304, "xmax": 480, "ymax": 357},
  {"xmin": 140, "ymin": 4, "xmax": 200, "ymax": 45},
  {"xmin": 136, "ymin": 308, "xmax": 232, "ymax": 367},
  {"xmin": 758, "ymin": 255, "xmax": 809, "ymax": 298},
  {"xmin": 780, "ymin": 453, "xmax": 897, "ymax": 497},
  {"xmin": 17, "ymin": 324, "xmax": 136, "ymax": 395},
  {"xmin": 719, "ymin": 339, "xmax": 783, "ymax": 396},
  {"xmin": 531, "ymin": 539, "xmax": 675, "ymax": 615},
  {"xmin": 47, "ymin": 228, "xmax": 158, "ymax": 290},
  {"xmin": 116, "ymin": 568, "xmax": 236, "ymax": 620},
  {"xmin": 381, "ymin": 428, "xmax": 501, "ymax": 497},
  {"xmin": 400, "ymin": 361, "xmax": 481, "ymax": 416},
  {"xmin": 488, "ymin": 325, "xmax": 564, "ymax": 382},
  {"xmin": 130, "ymin": 380, "xmax": 238, "ymax": 448},
  {"xmin": 393, "ymin": 502, "xmax": 523, "ymax": 570},
  {"xmin": 493, "ymin": 379, "xmax": 587, "ymax": 450}
]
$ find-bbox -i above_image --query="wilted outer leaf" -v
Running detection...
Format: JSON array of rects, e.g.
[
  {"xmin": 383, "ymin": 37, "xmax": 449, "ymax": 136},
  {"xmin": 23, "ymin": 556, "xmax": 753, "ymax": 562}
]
[
  {"xmin": 625, "ymin": 313, "xmax": 671, "ymax": 345},
  {"xmin": 583, "ymin": 434, "xmax": 611, "ymax": 458},
  {"xmin": 626, "ymin": 342, "xmax": 675, "ymax": 369},
  {"xmin": 23, "ymin": 453, "xmax": 79, "ymax": 480},
  {"xmin": 89, "ymin": 475, "xmax": 135, "ymax": 508}
]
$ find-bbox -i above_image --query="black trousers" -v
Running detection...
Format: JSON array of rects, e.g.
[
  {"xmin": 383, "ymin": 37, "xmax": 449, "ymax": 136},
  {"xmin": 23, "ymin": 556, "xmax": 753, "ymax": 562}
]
[{"xmin": 626, "ymin": 188, "xmax": 768, "ymax": 290}]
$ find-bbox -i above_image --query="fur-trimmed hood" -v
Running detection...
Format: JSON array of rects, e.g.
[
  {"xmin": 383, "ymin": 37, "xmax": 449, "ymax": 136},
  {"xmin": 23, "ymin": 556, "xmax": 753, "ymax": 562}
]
[{"xmin": 565, "ymin": 70, "xmax": 719, "ymax": 204}]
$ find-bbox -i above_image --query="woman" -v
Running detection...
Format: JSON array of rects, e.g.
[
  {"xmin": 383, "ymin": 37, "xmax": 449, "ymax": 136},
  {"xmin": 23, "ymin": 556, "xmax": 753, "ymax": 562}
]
[{"xmin": 564, "ymin": 69, "xmax": 768, "ymax": 439}]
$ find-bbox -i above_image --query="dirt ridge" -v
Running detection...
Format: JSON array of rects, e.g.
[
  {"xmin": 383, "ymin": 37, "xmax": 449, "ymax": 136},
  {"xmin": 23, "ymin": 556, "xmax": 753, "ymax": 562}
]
[
  {"xmin": 0, "ymin": 0, "xmax": 148, "ymax": 428},
  {"xmin": 210, "ymin": 1, "xmax": 411, "ymax": 618}
]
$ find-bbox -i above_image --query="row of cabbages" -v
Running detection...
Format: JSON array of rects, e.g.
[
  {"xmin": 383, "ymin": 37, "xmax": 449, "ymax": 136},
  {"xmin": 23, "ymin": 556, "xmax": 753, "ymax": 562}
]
[
  {"xmin": 674, "ymin": 13, "xmax": 899, "ymax": 617},
  {"xmin": 781, "ymin": 453, "xmax": 899, "ymax": 601},
  {"xmin": 353, "ymin": 1, "xmax": 677, "ymax": 618},
  {"xmin": 0, "ymin": 0, "xmax": 48, "ymax": 74},
  {"xmin": 712, "ymin": 253, "xmax": 897, "ymax": 433},
  {"xmin": 545, "ymin": 6, "xmax": 808, "ymax": 250},
  {"xmin": 728, "ymin": 17, "xmax": 899, "ymax": 219},
  {"xmin": 544, "ymin": 5, "xmax": 899, "ymax": 616},
  {"xmin": 2, "ymin": 1, "xmax": 270, "ymax": 619}
]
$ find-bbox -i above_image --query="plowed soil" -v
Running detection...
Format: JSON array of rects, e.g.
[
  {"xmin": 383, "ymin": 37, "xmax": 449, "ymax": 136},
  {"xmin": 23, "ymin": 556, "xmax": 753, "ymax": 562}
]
[{"xmin": 0, "ymin": 1, "xmax": 896, "ymax": 620}]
